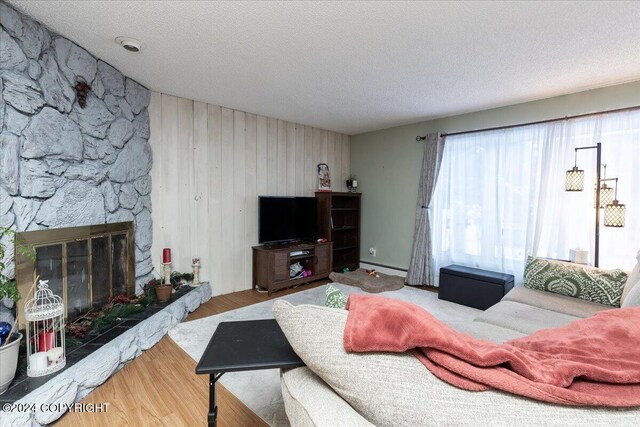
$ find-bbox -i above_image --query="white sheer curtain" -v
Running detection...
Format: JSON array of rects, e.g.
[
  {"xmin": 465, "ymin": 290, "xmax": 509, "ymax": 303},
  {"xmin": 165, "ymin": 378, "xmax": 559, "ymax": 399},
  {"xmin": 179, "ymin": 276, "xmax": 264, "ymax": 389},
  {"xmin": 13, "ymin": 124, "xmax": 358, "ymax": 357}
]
[{"xmin": 432, "ymin": 109, "xmax": 640, "ymax": 284}]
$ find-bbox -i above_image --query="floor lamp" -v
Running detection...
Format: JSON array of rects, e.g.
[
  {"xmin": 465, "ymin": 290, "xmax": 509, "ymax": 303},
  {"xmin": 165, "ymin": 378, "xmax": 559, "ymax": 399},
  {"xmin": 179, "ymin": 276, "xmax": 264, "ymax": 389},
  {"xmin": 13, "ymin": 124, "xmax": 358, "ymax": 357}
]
[{"xmin": 565, "ymin": 142, "xmax": 626, "ymax": 267}]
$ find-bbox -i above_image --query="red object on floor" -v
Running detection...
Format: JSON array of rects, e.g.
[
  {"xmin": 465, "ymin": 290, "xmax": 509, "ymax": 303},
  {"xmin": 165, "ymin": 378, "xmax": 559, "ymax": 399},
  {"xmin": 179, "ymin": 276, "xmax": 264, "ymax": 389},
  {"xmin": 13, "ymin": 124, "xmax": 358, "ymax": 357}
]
[
  {"xmin": 343, "ymin": 294, "xmax": 640, "ymax": 407},
  {"xmin": 162, "ymin": 248, "xmax": 171, "ymax": 263},
  {"xmin": 38, "ymin": 330, "xmax": 55, "ymax": 352}
]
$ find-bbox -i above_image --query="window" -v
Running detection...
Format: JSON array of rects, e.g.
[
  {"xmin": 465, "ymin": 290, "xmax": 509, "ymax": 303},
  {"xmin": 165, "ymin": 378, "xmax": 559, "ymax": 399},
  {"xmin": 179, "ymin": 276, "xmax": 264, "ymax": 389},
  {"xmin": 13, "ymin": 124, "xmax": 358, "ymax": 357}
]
[{"xmin": 432, "ymin": 109, "xmax": 640, "ymax": 283}]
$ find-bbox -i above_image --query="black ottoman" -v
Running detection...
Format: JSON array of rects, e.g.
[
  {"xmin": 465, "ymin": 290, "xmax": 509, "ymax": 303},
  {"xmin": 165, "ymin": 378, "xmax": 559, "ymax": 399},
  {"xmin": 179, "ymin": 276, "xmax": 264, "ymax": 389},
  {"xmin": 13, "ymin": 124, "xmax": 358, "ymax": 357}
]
[{"xmin": 438, "ymin": 265, "xmax": 514, "ymax": 310}]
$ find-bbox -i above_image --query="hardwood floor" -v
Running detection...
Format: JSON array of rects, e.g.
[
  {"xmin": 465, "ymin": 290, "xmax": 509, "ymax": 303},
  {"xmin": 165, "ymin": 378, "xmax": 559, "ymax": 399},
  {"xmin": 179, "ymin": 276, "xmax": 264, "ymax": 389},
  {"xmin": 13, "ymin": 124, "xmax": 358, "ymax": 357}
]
[{"xmin": 56, "ymin": 281, "xmax": 327, "ymax": 427}]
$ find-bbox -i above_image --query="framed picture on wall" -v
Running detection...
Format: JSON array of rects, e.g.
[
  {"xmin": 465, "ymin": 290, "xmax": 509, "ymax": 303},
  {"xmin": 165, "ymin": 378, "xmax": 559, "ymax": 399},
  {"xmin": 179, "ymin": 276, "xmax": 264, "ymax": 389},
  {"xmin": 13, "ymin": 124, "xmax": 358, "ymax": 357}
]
[{"xmin": 317, "ymin": 163, "xmax": 332, "ymax": 192}]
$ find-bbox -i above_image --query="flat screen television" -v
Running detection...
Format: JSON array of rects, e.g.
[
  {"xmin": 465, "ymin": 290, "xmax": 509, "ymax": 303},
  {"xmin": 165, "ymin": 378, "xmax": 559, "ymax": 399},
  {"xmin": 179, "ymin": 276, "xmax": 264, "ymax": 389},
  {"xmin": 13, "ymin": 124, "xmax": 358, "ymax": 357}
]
[{"xmin": 259, "ymin": 196, "xmax": 317, "ymax": 244}]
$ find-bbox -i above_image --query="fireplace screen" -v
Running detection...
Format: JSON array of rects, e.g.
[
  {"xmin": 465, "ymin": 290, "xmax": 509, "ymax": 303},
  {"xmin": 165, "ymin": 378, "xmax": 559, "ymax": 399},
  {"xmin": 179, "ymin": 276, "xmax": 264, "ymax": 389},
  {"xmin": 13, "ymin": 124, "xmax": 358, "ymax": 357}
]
[{"xmin": 15, "ymin": 222, "xmax": 135, "ymax": 327}]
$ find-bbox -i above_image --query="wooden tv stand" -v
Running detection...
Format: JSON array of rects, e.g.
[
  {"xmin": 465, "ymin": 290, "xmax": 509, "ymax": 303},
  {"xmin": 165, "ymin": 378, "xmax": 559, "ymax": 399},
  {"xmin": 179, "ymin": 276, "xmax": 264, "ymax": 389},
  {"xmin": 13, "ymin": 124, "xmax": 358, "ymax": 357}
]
[{"xmin": 252, "ymin": 242, "xmax": 333, "ymax": 296}]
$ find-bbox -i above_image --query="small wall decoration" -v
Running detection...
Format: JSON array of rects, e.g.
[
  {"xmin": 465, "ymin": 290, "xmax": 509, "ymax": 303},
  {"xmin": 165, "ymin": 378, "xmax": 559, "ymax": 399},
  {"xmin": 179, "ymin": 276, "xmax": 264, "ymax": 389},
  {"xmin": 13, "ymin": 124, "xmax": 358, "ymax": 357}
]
[
  {"xmin": 74, "ymin": 78, "xmax": 91, "ymax": 108},
  {"xmin": 317, "ymin": 163, "xmax": 332, "ymax": 192},
  {"xmin": 25, "ymin": 280, "xmax": 66, "ymax": 377}
]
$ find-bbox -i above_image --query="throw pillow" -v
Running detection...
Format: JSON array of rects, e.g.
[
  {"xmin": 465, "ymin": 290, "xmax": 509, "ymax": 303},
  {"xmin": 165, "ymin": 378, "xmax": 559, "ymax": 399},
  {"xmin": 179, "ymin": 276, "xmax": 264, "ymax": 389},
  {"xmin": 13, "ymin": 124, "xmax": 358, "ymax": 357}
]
[
  {"xmin": 325, "ymin": 284, "xmax": 347, "ymax": 309},
  {"xmin": 272, "ymin": 300, "xmax": 639, "ymax": 426},
  {"xmin": 620, "ymin": 249, "xmax": 640, "ymax": 305},
  {"xmin": 524, "ymin": 256, "xmax": 628, "ymax": 307}
]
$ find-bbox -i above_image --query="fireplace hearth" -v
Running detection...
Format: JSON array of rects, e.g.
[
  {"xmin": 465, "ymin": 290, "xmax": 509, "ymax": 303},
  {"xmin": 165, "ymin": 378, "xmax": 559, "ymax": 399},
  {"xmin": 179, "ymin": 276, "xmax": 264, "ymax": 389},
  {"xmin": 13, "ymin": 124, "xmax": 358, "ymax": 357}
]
[
  {"xmin": 15, "ymin": 222, "xmax": 136, "ymax": 328},
  {"xmin": 0, "ymin": 283, "xmax": 211, "ymax": 417}
]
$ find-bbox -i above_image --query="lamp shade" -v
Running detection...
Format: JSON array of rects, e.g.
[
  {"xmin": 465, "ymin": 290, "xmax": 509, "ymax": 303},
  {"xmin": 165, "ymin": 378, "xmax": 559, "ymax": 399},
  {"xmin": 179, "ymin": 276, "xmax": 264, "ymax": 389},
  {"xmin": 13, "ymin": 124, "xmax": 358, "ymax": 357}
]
[
  {"xmin": 565, "ymin": 167, "xmax": 584, "ymax": 191},
  {"xmin": 594, "ymin": 184, "xmax": 615, "ymax": 208},
  {"xmin": 604, "ymin": 200, "xmax": 625, "ymax": 227}
]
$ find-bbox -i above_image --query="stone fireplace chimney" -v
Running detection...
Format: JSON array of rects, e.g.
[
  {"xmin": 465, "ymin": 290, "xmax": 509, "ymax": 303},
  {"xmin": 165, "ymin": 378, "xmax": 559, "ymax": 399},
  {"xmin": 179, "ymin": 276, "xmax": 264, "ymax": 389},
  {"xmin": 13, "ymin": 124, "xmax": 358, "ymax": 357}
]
[{"xmin": 0, "ymin": 1, "xmax": 154, "ymax": 309}]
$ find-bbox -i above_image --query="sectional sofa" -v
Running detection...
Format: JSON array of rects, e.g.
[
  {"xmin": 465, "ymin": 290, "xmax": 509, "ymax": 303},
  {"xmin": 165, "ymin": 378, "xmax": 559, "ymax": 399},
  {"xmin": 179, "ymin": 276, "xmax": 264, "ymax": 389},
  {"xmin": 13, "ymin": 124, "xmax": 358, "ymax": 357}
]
[{"xmin": 274, "ymin": 253, "xmax": 640, "ymax": 426}]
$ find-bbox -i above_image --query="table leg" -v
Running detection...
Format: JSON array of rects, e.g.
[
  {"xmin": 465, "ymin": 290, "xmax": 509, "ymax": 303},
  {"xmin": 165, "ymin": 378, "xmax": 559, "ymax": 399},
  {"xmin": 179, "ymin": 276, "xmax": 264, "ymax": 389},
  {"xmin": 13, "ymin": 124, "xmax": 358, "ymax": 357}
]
[{"xmin": 209, "ymin": 373, "xmax": 223, "ymax": 427}]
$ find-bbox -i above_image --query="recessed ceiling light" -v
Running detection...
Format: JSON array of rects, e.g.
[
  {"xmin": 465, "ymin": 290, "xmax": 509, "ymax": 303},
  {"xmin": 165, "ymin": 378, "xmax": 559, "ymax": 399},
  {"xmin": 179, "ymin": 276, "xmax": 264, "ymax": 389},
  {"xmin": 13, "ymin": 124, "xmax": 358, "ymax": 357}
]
[{"xmin": 115, "ymin": 36, "xmax": 143, "ymax": 52}]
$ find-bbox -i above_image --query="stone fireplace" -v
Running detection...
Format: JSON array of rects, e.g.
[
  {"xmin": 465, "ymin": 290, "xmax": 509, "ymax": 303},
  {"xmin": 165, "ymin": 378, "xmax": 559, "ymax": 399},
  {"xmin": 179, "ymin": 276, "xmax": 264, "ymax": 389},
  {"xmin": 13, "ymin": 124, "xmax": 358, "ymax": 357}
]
[
  {"xmin": 0, "ymin": 0, "xmax": 154, "ymax": 316},
  {"xmin": 0, "ymin": 6, "xmax": 213, "ymax": 422},
  {"xmin": 14, "ymin": 222, "xmax": 136, "ymax": 327}
]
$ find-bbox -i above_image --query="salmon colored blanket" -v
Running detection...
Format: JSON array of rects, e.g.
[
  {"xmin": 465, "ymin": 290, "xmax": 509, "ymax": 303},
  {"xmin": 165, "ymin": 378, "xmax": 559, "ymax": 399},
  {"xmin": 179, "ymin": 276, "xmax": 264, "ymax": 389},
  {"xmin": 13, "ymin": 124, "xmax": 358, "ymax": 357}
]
[{"xmin": 343, "ymin": 294, "xmax": 640, "ymax": 407}]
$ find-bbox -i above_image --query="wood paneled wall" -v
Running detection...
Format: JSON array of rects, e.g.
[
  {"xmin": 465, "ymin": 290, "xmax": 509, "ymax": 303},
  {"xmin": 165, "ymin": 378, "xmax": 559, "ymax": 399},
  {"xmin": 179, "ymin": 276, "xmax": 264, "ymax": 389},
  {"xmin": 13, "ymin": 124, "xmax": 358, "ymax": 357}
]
[{"xmin": 149, "ymin": 93, "xmax": 351, "ymax": 295}]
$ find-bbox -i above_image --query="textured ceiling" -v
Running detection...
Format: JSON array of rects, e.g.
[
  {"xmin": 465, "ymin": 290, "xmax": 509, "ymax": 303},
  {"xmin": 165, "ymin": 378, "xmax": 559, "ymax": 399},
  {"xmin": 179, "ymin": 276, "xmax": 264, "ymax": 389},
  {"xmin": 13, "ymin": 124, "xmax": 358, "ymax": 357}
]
[{"xmin": 7, "ymin": 1, "xmax": 640, "ymax": 135}]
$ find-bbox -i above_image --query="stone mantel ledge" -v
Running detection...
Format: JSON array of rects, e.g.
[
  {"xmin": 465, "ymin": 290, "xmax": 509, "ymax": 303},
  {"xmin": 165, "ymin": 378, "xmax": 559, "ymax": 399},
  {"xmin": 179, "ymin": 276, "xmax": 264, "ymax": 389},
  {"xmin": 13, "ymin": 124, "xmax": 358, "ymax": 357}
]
[{"xmin": 0, "ymin": 283, "xmax": 212, "ymax": 427}]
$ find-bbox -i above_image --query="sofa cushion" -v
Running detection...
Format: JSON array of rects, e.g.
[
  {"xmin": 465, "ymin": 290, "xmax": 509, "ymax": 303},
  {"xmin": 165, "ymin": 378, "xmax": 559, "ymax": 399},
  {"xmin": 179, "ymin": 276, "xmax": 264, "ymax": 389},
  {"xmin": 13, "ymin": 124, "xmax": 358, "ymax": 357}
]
[
  {"xmin": 622, "ymin": 280, "xmax": 640, "ymax": 308},
  {"xmin": 503, "ymin": 286, "xmax": 610, "ymax": 318},
  {"xmin": 524, "ymin": 256, "xmax": 627, "ymax": 307},
  {"xmin": 473, "ymin": 301, "xmax": 582, "ymax": 335},
  {"xmin": 621, "ymin": 249, "xmax": 640, "ymax": 305},
  {"xmin": 273, "ymin": 300, "xmax": 639, "ymax": 427},
  {"xmin": 281, "ymin": 367, "xmax": 374, "ymax": 427}
]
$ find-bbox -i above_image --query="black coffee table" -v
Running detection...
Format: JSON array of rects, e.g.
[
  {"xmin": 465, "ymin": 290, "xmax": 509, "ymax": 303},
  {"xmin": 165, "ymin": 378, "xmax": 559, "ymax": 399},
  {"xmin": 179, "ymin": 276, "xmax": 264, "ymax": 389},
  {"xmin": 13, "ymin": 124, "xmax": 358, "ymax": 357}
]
[{"xmin": 195, "ymin": 319, "xmax": 304, "ymax": 426}]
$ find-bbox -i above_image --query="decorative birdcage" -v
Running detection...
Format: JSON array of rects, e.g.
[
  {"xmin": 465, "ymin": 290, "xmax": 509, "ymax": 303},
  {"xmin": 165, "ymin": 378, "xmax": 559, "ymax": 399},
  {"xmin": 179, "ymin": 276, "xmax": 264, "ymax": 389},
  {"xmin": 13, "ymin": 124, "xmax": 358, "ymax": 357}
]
[{"xmin": 24, "ymin": 280, "xmax": 66, "ymax": 377}]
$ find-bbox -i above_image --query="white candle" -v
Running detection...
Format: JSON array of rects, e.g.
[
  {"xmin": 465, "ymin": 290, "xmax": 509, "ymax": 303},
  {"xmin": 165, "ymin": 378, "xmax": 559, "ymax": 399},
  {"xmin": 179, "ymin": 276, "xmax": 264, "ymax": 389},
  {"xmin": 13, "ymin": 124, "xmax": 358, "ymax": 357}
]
[
  {"xmin": 47, "ymin": 347, "xmax": 64, "ymax": 365},
  {"xmin": 29, "ymin": 352, "xmax": 48, "ymax": 371}
]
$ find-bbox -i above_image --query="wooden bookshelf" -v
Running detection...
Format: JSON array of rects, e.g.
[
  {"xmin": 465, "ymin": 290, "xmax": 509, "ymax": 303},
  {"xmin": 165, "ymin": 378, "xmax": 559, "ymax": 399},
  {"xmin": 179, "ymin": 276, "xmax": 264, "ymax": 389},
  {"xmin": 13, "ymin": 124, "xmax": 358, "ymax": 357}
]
[{"xmin": 316, "ymin": 192, "xmax": 361, "ymax": 273}]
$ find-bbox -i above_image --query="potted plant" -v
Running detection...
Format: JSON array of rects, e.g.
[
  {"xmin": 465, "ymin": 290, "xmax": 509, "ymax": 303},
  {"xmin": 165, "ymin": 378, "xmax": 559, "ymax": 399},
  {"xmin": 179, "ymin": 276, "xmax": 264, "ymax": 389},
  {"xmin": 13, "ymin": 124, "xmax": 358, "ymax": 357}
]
[
  {"xmin": 155, "ymin": 280, "xmax": 172, "ymax": 303},
  {"xmin": 0, "ymin": 227, "xmax": 23, "ymax": 394},
  {"xmin": 144, "ymin": 269, "xmax": 194, "ymax": 304},
  {"xmin": 144, "ymin": 269, "xmax": 172, "ymax": 303},
  {"xmin": 0, "ymin": 321, "xmax": 20, "ymax": 394}
]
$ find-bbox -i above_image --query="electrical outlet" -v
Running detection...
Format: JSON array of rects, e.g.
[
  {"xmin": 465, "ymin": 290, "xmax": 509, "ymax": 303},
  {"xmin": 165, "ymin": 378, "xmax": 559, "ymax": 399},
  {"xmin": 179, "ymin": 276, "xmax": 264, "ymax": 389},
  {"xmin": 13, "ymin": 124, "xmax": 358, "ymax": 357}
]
[{"xmin": 369, "ymin": 248, "xmax": 376, "ymax": 257}]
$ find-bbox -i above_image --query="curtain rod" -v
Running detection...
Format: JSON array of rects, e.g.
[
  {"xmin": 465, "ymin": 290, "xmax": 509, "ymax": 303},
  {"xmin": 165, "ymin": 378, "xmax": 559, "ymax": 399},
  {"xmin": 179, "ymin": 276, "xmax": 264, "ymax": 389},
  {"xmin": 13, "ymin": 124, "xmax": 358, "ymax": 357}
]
[{"xmin": 415, "ymin": 105, "xmax": 640, "ymax": 141}]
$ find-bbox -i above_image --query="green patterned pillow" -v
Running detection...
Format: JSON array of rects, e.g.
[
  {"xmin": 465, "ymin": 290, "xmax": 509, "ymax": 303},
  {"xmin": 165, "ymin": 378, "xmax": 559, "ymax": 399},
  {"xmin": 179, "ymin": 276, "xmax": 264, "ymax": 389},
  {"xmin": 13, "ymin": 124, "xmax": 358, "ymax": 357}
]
[
  {"xmin": 325, "ymin": 284, "xmax": 348, "ymax": 309},
  {"xmin": 524, "ymin": 256, "xmax": 628, "ymax": 307}
]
